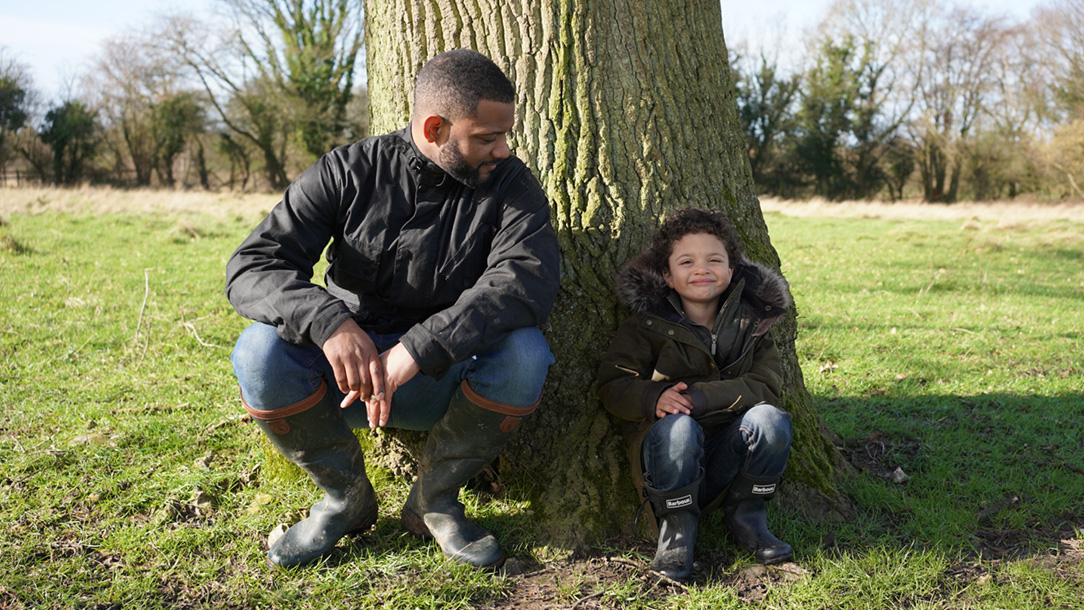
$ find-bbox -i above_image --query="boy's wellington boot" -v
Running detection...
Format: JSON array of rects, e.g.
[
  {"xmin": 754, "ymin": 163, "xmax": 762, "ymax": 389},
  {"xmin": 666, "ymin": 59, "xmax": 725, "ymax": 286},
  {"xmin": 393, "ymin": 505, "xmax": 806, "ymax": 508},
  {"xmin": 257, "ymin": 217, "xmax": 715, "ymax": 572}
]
[
  {"xmin": 243, "ymin": 382, "xmax": 378, "ymax": 568},
  {"xmin": 721, "ymin": 472, "xmax": 793, "ymax": 565},
  {"xmin": 643, "ymin": 472, "xmax": 703, "ymax": 583},
  {"xmin": 401, "ymin": 380, "xmax": 538, "ymax": 569}
]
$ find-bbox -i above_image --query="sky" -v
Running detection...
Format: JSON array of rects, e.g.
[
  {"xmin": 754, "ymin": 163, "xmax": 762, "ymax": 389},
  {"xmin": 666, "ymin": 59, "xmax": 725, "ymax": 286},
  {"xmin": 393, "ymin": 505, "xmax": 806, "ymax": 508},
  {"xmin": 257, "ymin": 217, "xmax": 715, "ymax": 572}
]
[{"xmin": 1, "ymin": 0, "xmax": 1047, "ymax": 103}]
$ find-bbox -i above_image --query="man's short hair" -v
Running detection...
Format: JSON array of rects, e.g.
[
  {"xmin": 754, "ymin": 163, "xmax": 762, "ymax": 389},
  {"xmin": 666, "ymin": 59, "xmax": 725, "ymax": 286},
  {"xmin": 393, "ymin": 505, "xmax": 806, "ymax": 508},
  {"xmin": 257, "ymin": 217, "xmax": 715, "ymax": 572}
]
[{"xmin": 413, "ymin": 49, "xmax": 515, "ymax": 120}]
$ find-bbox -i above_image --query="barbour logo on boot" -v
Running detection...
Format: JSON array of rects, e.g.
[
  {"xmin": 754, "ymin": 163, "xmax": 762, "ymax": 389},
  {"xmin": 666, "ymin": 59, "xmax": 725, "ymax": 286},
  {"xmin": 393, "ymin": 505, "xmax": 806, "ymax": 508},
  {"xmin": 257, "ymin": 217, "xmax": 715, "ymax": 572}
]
[
  {"xmin": 666, "ymin": 494, "xmax": 693, "ymax": 509},
  {"xmin": 752, "ymin": 483, "xmax": 776, "ymax": 495}
]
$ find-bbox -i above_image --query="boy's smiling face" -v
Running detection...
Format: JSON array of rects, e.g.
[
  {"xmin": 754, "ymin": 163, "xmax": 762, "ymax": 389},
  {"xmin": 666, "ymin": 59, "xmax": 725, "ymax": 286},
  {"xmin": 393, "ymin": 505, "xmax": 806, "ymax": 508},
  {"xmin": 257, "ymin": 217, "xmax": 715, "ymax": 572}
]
[{"xmin": 663, "ymin": 232, "xmax": 734, "ymax": 311}]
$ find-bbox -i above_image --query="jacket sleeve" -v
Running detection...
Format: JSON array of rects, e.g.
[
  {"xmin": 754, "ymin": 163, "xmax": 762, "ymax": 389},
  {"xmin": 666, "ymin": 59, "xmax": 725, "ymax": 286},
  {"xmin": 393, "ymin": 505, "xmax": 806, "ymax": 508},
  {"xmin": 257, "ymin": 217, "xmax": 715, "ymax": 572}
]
[
  {"xmin": 399, "ymin": 169, "xmax": 560, "ymax": 377},
  {"xmin": 685, "ymin": 332, "xmax": 783, "ymax": 426},
  {"xmin": 225, "ymin": 155, "xmax": 355, "ymax": 347},
  {"xmin": 595, "ymin": 315, "xmax": 670, "ymax": 423}
]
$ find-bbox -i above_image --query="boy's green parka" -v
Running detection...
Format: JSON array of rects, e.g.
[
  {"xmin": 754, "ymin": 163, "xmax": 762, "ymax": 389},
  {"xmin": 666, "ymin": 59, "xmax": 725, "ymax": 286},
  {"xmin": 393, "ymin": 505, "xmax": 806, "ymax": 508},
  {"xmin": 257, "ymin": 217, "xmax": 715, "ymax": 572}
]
[{"xmin": 596, "ymin": 249, "xmax": 794, "ymax": 503}]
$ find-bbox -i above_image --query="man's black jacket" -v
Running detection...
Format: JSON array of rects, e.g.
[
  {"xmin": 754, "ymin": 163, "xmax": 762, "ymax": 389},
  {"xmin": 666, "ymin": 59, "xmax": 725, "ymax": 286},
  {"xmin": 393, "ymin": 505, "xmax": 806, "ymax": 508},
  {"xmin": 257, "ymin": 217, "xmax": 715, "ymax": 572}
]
[{"xmin": 225, "ymin": 127, "xmax": 560, "ymax": 378}]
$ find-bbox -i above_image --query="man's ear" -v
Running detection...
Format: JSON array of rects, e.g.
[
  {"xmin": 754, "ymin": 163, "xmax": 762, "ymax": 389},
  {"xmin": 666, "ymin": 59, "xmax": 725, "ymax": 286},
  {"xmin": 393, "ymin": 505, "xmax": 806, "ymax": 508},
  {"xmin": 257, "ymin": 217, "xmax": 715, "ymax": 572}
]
[{"xmin": 422, "ymin": 115, "xmax": 447, "ymax": 144}]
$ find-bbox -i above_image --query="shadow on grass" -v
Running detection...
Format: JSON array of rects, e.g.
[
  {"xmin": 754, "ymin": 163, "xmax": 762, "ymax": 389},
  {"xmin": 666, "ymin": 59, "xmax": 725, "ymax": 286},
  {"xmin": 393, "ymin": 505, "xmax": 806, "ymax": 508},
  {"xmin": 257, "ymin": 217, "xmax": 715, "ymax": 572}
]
[
  {"xmin": 237, "ymin": 391, "xmax": 1083, "ymax": 605},
  {"xmin": 788, "ymin": 391, "xmax": 1083, "ymax": 561}
]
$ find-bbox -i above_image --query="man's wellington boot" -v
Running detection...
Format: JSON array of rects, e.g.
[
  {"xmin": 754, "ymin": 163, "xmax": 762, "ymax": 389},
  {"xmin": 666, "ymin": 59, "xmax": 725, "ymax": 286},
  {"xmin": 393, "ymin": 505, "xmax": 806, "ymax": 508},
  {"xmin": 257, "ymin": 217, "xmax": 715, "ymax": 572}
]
[
  {"xmin": 643, "ymin": 472, "xmax": 703, "ymax": 583},
  {"xmin": 721, "ymin": 472, "xmax": 793, "ymax": 565},
  {"xmin": 243, "ymin": 381, "xmax": 378, "ymax": 568},
  {"xmin": 401, "ymin": 380, "xmax": 538, "ymax": 569}
]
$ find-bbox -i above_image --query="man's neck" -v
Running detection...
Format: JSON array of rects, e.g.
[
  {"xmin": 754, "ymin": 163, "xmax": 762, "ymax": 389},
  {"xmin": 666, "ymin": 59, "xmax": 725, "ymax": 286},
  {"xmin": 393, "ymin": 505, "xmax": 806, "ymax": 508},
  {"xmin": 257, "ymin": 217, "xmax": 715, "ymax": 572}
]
[{"xmin": 409, "ymin": 120, "xmax": 439, "ymax": 162}]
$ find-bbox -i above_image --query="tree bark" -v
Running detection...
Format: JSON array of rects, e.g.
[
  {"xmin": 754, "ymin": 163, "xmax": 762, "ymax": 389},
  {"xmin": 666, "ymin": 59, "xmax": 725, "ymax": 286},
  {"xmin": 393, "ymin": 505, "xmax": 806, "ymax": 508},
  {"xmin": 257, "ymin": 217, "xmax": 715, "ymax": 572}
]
[{"xmin": 362, "ymin": 0, "xmax": 851, "ymax": 546}]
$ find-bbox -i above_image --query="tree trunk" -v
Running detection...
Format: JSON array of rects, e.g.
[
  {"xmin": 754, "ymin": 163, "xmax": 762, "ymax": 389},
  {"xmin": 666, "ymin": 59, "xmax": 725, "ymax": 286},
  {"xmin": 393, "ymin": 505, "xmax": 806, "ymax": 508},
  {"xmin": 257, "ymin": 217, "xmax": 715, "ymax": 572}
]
[{"xmin": 363, "ymin": 0, "xmax": 851, "ymax": 547}]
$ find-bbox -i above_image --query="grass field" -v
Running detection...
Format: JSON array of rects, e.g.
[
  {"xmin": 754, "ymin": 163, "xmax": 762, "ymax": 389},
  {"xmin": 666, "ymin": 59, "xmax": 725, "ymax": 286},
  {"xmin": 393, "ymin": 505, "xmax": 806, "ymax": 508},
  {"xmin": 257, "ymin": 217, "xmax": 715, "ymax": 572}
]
[{"xmin": 1, "ymin": 188, "xmax": 1082, "ymax": 609}]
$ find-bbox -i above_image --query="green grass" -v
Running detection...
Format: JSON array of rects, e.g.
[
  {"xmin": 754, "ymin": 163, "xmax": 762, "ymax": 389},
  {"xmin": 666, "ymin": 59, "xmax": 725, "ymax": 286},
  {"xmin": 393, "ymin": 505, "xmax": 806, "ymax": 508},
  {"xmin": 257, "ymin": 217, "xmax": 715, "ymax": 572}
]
[{"xmin": 1, "ymin": 204, "xmax": 1082, "ymax": 608}]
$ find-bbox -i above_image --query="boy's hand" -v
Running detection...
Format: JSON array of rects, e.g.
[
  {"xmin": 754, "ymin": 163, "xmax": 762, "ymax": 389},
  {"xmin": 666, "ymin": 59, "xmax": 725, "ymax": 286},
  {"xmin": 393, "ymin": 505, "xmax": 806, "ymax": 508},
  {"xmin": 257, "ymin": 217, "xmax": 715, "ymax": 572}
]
[{"xmin": 655, "ymin": 382, "xmax": 693, "ymax": 418}]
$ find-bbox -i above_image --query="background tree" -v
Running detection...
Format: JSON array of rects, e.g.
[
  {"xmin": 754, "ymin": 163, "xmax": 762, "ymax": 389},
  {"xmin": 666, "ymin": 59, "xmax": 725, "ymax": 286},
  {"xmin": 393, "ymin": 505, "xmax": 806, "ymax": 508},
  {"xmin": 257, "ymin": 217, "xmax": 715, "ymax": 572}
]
[
  {"xmin": 153, "ymin": 92, "xmax": 206, "ymax": 186},
  {"xmin": 39, "ymin": 100, "xmax": 99, "ymax": 185},
  {"xmin": 1035, "ymin": 0, "xmax": 1084, "ymax": 120},
  {"xmin": 881, "ymin": 135, "xmax": 916, "ymax": 200},
  {"xmin": 166, "ymin": 0, "xmax": 364, "ymax": 189},
  {"xmin": 0, "ymin": 51, "xmax": 33, "ymax": 182},
  {"xmin": 971, "ymin": 23, "xmax": 1046, "ymax": 199},
  {"xmin": 816, "ymin": 0, "xmax": 917, "ymax": 200},
  {"xmin": 796, "ymin": 37, "xmax": 859, "ymax": 199},
  {"xmin": 217, "ymin": 132, "xmax": 254, "ymax": 190},
  {"xmin": 90, "ymin": 33, "xmax": 206, "ymax": 187},
  {"xmin": 907, "ymin": 6, "xmax": 1005, "ymax": 202},
  {"xmin": 363, "ymin": 0, "xmax": 849, "ymax": 545},
  {"xmin": 734, "ymin": 49, "xmax": 802, "ymax": 197}
]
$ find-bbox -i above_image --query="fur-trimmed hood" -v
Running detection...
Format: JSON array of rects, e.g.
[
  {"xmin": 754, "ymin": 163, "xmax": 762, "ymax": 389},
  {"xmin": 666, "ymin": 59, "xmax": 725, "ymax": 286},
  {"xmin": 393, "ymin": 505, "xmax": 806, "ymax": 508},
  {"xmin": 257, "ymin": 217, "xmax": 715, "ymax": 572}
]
[{"xmin": 615, "ymin": 249, "xmax": 793, "ymax": 327}]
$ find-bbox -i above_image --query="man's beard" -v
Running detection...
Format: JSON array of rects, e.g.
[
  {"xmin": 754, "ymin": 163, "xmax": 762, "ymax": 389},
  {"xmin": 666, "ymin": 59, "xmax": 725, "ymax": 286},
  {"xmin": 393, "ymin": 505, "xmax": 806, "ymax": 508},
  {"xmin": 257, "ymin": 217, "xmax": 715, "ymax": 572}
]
[{"xmin": 437, "ymin": 135, "xmax": 485, "ymax": 188}]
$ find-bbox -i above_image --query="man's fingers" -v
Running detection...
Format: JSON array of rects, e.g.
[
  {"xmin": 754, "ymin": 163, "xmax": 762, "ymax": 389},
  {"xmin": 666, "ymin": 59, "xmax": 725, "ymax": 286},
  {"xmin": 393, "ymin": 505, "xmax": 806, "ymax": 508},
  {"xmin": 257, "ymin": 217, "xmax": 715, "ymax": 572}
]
[
  {"xmin": 368, "ymin": 358, "xmax": 386, "ymax": 404},
  {"xmin": 378, "ymin": 398, "xmax": 391, "ymax": 427},
  {"xmin": 365, "ymin": 397, "xmax": 383, "ymax": 429},
  {"xmin": 340, "ymin": 389, "xmax": 360, "ymax": 409},
  {"xmin": 329, "ymin": 359, "xmax": 350, "ymax": 394}
]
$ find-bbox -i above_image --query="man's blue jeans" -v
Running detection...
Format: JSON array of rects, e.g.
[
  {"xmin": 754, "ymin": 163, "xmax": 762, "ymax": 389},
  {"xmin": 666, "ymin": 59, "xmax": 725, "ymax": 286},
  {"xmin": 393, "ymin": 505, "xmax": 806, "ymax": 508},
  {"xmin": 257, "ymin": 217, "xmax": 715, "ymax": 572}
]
[
  {"xmin": 231, "ymin": 322, "xmax": 554, "ymax": 430},
  {"xmin": 641, "ymin": 405, "xmax": 792, "ymax": 507}
]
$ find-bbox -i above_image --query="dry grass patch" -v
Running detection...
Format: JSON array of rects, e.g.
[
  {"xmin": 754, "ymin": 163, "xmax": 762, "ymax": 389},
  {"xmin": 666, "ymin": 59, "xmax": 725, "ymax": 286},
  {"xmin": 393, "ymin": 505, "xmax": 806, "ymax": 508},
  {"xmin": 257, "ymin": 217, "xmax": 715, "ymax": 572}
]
[
  {"xmin": 0, "ymin": 186, "xmax": 278, "ymax": 219},
  {"xmin": 759, "ymin": 197, "xmax": 1084, "ymax": 223}
]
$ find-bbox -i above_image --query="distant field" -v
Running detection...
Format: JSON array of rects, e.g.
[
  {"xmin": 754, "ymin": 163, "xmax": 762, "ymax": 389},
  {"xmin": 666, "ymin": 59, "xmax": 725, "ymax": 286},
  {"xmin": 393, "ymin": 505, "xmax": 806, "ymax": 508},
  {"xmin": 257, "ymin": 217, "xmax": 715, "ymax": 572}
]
[{"xmin": 1, "ymin": 187, "xmax": 1081, "ymax": 609}]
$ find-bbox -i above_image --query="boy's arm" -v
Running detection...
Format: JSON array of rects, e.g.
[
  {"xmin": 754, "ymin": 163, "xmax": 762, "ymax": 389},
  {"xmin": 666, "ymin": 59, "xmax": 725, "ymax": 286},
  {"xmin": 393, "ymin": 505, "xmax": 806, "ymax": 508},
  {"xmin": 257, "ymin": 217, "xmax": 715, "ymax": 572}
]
[
  {"xmin": 685, "ymin": 333, "xmax": 784, "ymax": 425},
  {"xmin": 595, "ymin": 315, "xmax": 669, "ymax": 423}
]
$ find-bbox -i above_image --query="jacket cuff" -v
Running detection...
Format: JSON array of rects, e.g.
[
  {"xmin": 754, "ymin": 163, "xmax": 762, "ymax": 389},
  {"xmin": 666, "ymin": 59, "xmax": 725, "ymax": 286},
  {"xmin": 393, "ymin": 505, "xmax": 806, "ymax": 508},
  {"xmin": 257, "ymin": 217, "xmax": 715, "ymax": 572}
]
[
  {"xmin": 312, "ymin": 306, "xmax": 356, "ymax": 348},
  {"xmin": 641, "ymin": 381, "xmax": 673, "ymax": 421},
  {"xmin": 400, "ymin": 325, "xmax": 454, "ymax": 378},
  {"xmin": 686, "ymin": 385, "xmax": 708, "ymax": 412}
]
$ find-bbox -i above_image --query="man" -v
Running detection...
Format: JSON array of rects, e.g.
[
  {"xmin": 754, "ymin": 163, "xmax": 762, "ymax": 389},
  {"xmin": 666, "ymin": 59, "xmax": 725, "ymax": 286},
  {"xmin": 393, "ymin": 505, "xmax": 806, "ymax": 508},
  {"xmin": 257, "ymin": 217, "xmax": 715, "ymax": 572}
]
[{"xmin": 226, "ymin": 49, "xmax": 559, "ymax": 570}]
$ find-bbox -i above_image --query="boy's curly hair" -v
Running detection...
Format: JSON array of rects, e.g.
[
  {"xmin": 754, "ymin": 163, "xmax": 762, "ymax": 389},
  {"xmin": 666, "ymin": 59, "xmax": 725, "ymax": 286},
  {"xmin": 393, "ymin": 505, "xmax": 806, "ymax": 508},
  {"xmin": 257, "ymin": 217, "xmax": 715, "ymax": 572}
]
[{"xmin": 647, "ymin": 208, "xmax": 743, "ymax": 274}]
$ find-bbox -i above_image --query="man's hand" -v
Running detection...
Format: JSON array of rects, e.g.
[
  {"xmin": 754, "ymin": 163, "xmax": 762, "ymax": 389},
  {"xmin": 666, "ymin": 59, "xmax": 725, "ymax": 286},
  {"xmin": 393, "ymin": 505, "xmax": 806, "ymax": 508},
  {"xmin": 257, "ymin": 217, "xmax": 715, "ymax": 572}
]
[
  {"xmin": 655, "ymin": 382, "xmax": 693, "ymax": 419},
  {"xmin": 322, "ymin": 319, "xmax": 385, "ymax": 420},
  {"xmin": 370, "ymin": 343, "xmax": 420, "ymax": 428}
]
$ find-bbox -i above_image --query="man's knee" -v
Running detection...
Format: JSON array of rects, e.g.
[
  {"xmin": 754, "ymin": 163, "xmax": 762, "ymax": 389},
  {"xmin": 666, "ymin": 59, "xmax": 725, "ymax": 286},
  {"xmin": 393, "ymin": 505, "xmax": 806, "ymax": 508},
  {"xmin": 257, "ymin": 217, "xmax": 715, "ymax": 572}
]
[
  {"xmin": 231, "ymin": 323, "xmax": 282, "ymax": 384},
  {"xmin": 469, "ymin": 327, "xmax": 553, "ymax": 406},
  {"xmin": 494, "ymin": 326, "xmax": 553, "ymax": 379},
  {"xmin": 231, "ymin": 323, "xmax": 323, "ymax": 409}
]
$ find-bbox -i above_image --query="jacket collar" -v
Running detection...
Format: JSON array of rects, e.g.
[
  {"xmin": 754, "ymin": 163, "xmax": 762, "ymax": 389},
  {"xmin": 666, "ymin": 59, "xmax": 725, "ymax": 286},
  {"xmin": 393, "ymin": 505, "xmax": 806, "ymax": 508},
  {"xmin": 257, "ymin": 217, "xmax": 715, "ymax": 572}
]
[{"xmin": 396, "ymin": 126, "xmax": 458, "ymax": 189}]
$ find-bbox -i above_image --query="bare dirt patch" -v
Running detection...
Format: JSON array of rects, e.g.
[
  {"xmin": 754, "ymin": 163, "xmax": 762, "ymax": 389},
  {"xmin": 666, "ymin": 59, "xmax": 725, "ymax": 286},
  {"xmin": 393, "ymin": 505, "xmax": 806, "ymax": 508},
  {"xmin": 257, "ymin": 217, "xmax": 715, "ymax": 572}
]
[
  {"xmin": 842, "ymin": 431, "xmax": 921, "ymax": 481},
  {"xmin": 486, "ymin": 551, "xmax": 809, "ymax": 608}
]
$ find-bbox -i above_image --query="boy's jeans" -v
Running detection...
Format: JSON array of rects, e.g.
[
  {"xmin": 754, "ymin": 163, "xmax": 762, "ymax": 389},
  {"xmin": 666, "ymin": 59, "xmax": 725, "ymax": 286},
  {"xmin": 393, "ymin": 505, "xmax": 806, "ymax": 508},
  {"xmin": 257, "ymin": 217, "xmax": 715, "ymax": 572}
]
[
  {"xmin": 231, "ymin": 322, "xmax": 553, "ymax": 430},
  {"xmin": 641, "ymin": 405, "xmax": 792, "ymax": 506}
]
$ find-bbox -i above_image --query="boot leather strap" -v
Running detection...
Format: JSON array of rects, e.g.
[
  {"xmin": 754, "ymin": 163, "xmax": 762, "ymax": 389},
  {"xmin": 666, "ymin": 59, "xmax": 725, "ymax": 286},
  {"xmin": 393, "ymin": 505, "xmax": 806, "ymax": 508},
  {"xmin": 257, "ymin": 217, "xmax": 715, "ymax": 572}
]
[
  {"xmin": 240, "ymin": 381, "xmax": 328, "ymax": 434},
  {"xmin": 460, "ymin": 380, "xmax": 540, "ymax": 433}
]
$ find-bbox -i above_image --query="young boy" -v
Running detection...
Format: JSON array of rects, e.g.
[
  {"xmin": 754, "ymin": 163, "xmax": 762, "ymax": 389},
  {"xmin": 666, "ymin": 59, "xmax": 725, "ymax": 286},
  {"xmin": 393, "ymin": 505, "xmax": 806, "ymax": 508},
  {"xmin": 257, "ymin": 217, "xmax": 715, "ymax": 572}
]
[{"xmin": 596, "ymin": 208, "xmax": 795, "ymax": 582}]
